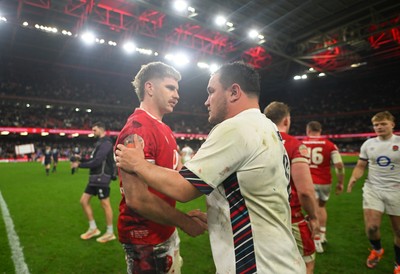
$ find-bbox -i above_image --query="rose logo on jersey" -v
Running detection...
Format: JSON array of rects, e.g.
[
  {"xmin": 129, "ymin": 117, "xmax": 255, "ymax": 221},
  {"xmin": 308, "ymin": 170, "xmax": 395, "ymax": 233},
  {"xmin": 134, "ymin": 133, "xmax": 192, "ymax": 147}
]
[{"xmin": 393, "ymin": 145, "xmax": 399, "ymax": 151}]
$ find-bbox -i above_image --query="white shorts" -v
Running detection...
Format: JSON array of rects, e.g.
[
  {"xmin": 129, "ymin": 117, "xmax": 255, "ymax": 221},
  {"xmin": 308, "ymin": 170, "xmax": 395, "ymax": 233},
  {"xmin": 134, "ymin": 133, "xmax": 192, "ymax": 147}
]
[
  {"xmin": 362, "ymin": 184, "xmax": 400, "ymax": 216},
  {"xmin": 314, "ymin": 184, "xmax": 331, "ymax": 202}
]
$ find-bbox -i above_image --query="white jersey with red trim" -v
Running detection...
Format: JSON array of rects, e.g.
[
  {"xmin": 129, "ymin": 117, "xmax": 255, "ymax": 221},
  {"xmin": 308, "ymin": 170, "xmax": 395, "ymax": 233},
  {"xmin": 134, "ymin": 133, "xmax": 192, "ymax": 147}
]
[
  {"xmin": 360, "ymin": 134, "xmax": 400, "ymax": 190},
  {"xmin": 185, "ymin": 109, "xmax": 305, "ymax": 274}
]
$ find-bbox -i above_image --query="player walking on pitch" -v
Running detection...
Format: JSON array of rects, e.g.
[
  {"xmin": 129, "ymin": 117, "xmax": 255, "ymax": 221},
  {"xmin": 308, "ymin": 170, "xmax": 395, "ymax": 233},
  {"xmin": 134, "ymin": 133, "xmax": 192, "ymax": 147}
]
[
  {"xmin": 302, "ymin": 121, "xmax": 345, "ymax": 253},
  {"xmin": 347, "ymin": 111, "xmax": 400, "ymax": 273}
]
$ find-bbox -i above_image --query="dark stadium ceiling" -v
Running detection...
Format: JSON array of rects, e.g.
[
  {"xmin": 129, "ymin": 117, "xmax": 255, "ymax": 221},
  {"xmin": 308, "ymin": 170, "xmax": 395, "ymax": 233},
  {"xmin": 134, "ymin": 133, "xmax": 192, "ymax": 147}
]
[{"xmin": 1, "ymin": 0, "xmax": 400, "ymax": 83}]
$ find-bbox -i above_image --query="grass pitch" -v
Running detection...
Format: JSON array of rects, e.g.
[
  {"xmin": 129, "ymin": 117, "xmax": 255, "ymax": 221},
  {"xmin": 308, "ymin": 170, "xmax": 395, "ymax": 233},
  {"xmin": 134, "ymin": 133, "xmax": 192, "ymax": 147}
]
[{"xmin": 0, "ymin": 159, "xmax": 396, "ymax": 274}]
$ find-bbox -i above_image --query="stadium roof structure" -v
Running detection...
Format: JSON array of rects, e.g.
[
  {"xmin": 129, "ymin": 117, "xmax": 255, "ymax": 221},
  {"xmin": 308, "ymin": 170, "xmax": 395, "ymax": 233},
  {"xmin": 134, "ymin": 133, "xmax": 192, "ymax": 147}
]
[{"xmin": 1, "ymin": 0, "xmax": 400, "ymax": 84}]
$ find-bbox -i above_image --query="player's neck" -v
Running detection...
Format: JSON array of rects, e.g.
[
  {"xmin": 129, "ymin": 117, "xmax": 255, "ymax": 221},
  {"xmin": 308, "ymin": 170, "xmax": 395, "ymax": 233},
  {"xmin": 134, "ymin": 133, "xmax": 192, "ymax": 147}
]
[
  {"xmin": 139, "ymin": 103, "xmax": 164, "ymax": 121},
  {"xmin": 378, "ymin": 133, "xmax": 393, "ymax": 141}
]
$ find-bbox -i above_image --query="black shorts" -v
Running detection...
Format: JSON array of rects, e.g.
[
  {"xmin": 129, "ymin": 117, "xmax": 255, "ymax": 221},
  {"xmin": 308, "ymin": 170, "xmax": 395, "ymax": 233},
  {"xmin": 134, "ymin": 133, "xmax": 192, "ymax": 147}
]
[{"xmin": 84, "ymin": 184, "xmax": 110, "ymax": 200}]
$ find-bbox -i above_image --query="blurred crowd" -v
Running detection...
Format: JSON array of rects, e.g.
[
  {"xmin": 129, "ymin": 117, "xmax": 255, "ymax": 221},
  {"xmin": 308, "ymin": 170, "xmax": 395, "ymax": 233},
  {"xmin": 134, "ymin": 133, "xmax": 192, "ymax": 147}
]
[{"xmin": 1, "ymin": 61, "xmax": 399, "ymax": 159}]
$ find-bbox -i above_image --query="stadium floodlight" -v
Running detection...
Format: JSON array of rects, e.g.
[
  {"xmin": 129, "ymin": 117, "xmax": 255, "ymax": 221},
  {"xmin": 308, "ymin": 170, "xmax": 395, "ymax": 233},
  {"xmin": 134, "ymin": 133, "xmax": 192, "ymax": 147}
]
[
  {"xmin": 174, "ymin": 53, "xmax": 190, "ymax": 66},
  {"xmin": 123, "ymin": 42, "xmax": 136, "ymax": 53},
  {"xmin": 136, "ymin": 48, "xmax": 153, "ymax": 55},
  {"xmin": 318, "ymin": 72, "xmax": 326, "ymax": 77},
  {"xmin": 215, "ymin": 15, "xmax": 227, "ymax": 26},
  {"xmin": 209, "ymin": 63, "xmax": 220, "ymax": 73},
  {"xmin": 46, "ymin": 105, "xmax": 52, "ymax": 109},
  {"xmin": 86, "ymin": 109, "xmax": 92, "ymax": 113},
  {"xmin": 173, "ymin": 0, "xmax": 188, "ymax": 12},
  {"xmin": 293, "ymin": 75, "xmax": 301, "ymax": 80},
  {"xmin": 1, "ymin": 131, "xmax": 9, "ymax": 135},
  {"xmin": 41, "ymin": 132, "xmax": 49, "ymax": 136},
  {"xmin": 59, "ymin": 132, "xmax": 66, "ymax": 136},
  {"xmin": 309, "ymin": 67, "xmax": 315, "ymax": 72},
  {"xmin": 75, "ymin": 108, "xmax": 80, "ymax": 112},
  {"xmin": 26, "ymin": 103, "xmax": 30, "ymax": 108},
  {"xmin": 197, "ymin": 62, "xmax": 209, "ymax": 69},
  {"xmin": 248, "ymin": 29, "xmax": 259, "ymax": 39},
  {"xmin": 81, "ymin": 32, "xmax": 96, "ymax": 45},
  {"xmin": 88, "ymin": 133, "xmax": 94, "ymax": 137},
  {"xmin": 0, "ymin": 16, "xmax": 7, "ymax": 23},
  {"xmin": 301, "ymin": 74, "xmax": 307, "ymax": 79},
  {"xmin": 62, "ymin": 30, "xmax": 72, "ymax": 36},
  {"xmin": 22, "ymin": 21, "xmax": 28, "ymax": 27},
  {"xmin": 154, "ymin": 52, "xmax": 159, "ymax": 56},
  {"xmin": 20, "ymin": 132, "xmax": 28, "ymax": 136}
]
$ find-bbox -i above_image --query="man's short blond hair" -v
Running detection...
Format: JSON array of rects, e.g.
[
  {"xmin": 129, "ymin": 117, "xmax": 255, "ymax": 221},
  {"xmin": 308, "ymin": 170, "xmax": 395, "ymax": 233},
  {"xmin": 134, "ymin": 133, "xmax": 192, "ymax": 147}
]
[{"xmin": 371, "ymin": 111, "xmax": 395, "ymax": 123}]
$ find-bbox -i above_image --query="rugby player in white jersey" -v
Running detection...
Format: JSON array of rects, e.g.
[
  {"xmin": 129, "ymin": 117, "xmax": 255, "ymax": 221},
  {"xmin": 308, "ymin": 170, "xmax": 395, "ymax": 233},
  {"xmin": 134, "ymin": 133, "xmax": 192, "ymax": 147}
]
[{"xmin": 347, "ymin": 111, "xmax": 400, "ymax": 274}]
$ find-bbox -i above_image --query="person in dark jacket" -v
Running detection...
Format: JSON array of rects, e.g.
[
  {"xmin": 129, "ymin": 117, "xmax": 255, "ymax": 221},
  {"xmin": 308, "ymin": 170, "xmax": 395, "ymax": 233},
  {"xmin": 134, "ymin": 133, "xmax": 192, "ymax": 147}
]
[{"xmin": 76, "ymin": 122, "xmax": 116, "ymax": 243}]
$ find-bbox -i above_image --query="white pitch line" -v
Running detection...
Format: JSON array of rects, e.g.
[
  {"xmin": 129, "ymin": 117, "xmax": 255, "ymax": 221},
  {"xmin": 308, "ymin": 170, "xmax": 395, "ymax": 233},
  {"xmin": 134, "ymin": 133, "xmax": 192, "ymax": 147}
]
[{"xmin": 0, "ymin": 190, "xmax": 30, "ymax": 274}]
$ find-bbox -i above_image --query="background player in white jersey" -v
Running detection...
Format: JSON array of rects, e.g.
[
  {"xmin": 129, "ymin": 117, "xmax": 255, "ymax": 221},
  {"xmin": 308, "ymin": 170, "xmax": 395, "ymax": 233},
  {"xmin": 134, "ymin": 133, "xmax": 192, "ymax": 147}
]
[
  {"xmin": 302, "ymin": 121, "xmax": 345, "ymax": 252},
  {"xmin": 180, "ymin": 143, "xmax": 194, "ymax": 164},
  {"xmin": 116, "ymin": 62, "xmax": 306, "ymax": 273},
  {"xmin": 347, "ymin": 111, "xmax": 400, "ymax": 273}
]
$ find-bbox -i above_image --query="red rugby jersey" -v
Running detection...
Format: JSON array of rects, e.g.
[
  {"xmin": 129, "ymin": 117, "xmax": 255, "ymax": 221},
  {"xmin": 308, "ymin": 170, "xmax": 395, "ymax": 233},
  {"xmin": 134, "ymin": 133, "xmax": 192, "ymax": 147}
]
[
  {"xmin": 116, "ymin": 109, "xmax": 180, "ymax": 245},
  {"xmin": 280, "ymin": 132, "xmax": 310, "ymax": 221},
  {"xmin": 302, "ymin": 136, "xmax": 339, "ymax": 185}
]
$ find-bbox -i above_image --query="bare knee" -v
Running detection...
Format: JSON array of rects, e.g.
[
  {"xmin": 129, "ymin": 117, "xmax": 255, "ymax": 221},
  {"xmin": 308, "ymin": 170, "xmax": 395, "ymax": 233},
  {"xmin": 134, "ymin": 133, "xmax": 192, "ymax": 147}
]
[
  {"xmin": 80, "ymin": 195, "xmax": 89, "ymax": 206},
  {"xmin": 367, "ymin": 225, "xmax": 379, "ymax": 237}
]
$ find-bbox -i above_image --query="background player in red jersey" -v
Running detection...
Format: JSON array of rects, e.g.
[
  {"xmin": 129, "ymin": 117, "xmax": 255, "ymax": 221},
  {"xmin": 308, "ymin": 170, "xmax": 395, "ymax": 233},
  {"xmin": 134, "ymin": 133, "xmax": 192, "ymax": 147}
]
[
  {"xmin": 115, "ymin": 62, "xmax": 207, "ymax": 274},
  {"xmin": 303, "ymin": 121, "xmax": 345, "ymax": 252},
  {"xmin": 264, "ymin": 102, "xmax": 319, "ymax": 274}
]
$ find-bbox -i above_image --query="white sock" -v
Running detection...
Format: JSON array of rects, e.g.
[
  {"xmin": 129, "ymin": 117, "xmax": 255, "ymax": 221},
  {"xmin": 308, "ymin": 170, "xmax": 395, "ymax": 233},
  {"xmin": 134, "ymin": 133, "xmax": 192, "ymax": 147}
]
[
  {"xmin": 106, "ymin": 225, "xmax": 113, "ymax": 234},
  {"xmin": 89, "ymin": 220, "xmax": 97, "ymax": 230}
]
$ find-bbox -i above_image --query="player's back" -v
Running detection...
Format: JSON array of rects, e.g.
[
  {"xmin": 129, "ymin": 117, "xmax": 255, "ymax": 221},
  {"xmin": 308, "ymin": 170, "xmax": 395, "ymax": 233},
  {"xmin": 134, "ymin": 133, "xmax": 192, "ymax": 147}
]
[{"xmin": 303, "ymin": 136, "xmax": 337, "ymax": 185}]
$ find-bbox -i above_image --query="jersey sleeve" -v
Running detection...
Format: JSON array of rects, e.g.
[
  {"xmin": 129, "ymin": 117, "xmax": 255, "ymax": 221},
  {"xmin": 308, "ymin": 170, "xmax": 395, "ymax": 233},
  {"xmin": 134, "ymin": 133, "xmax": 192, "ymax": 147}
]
[{"xmin": 359, "ymin": 140, "xmax": 369, "ymax": 161}]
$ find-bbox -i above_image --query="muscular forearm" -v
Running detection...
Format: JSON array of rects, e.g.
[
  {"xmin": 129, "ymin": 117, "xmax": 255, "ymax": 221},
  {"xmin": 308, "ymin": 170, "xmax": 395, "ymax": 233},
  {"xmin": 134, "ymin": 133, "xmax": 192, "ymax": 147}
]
[
  {"xmin": 133, "ymin": 160, "xmax": 201, "ymax": 202},
  {"xmin": 121, "ymin": 171, "xmax": 205, "ymax": 236},
  {"xmin": 115, "ymin": 142, "xmax": 202, "ymax": 202},
  {"xmin": 350, "ymin": 166, "xmax": 364, "ymax": 182},
  {"xmin": 298, "ymin": 194, "xmax": 318, "ymax": 220}
]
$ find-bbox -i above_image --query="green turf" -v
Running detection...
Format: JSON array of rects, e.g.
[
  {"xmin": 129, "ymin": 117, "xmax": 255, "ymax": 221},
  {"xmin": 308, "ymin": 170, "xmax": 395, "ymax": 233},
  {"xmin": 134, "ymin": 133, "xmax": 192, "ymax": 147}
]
[{"xmin": 0, "ymin": 161, "xmax": 396, "ymax": 273}]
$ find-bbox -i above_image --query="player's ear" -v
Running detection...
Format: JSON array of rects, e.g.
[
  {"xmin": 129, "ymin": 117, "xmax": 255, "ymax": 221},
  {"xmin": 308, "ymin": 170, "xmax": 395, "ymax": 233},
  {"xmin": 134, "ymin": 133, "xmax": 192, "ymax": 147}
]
[
  {"xmin": 144, "ymin": 81, "xmax": 154, "ymax": 97},
  {"xmin": 229, "ymin": 83, "xmax": 241, "ymax": 102},
  {"xmin": 283, "ymin": 116, "xmax": 290, "ymax": 127}
]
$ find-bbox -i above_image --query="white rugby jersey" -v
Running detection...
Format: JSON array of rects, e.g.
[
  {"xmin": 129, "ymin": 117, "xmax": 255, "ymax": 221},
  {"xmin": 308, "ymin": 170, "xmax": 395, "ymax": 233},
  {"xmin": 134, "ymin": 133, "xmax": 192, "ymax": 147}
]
[
  {"xmin": 360, "ymin": 134, "xmax": 400, "ymax": 190},
  {"xmin": 184, "ymin": 109, "xmax": 305, "ymax": 274}
]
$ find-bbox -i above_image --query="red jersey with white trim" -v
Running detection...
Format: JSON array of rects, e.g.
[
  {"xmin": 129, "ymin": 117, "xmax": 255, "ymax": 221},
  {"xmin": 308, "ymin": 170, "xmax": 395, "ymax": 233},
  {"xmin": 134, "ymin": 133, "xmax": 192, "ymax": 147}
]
[
  {"xmin": 302, "ymin": 136, "xmax": 339, "ymax": 185},
  {"xmin": 116, "ymin": 108, "xmax": 180, "ymax": 245},
  {"xmin": 281, "ymin": 132, "xmax": 310, "ymax": 221}
]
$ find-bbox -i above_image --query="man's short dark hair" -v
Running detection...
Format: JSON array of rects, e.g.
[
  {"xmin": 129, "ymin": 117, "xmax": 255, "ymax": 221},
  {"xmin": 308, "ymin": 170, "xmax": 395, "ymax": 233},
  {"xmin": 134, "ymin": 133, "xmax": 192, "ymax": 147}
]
[
  {"xmin": 307, "ymin": 121, "xmax": 322, "ymax": 132},
  {"xmin": 213, "ymin": 62, "xmax": 260, "ymax": 98},
  {"xmin": 92, "ymin": 122, "xmax": 106, "ymax": 130}
]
